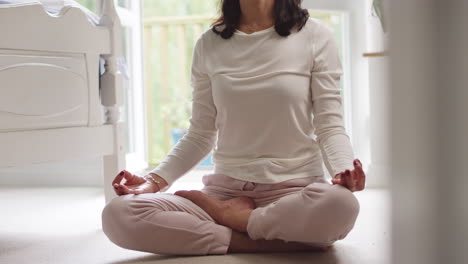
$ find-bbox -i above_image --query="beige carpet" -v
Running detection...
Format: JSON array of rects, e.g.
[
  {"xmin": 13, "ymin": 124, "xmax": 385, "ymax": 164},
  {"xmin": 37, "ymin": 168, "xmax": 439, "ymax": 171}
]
[{"xmin": 0, "ymin": 181, "xmax": 390, "ymax": 264}]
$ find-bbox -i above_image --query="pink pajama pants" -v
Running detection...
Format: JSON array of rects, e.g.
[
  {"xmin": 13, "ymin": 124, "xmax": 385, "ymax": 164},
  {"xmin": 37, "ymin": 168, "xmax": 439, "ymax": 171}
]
[{"xmin": 101, "ymin": 173, "xmax": 360, "ymax": 255}]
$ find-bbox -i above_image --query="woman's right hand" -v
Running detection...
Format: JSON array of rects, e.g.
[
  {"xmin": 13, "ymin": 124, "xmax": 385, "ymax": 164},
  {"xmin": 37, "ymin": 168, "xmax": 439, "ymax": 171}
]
[{"xmin": 112, "ymin": 170, "xmax": 167, "ymax": 196}]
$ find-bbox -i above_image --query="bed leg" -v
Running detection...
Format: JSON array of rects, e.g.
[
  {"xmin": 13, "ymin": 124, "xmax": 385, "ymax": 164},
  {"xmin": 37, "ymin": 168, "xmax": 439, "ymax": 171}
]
[
  {"xmin": 103, "ymin": 121, "xmax": 125, "ymax": 204},
  {"xmin": 100, "ymin": 0, "xmax": 125, "ymax": 204}
]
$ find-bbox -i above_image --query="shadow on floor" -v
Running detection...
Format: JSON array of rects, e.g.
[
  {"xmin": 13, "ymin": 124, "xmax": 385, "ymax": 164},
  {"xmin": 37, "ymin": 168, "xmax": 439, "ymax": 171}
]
[{"xmin": 109, "ymin": 246, "xmax": 340, "ymax": 264}]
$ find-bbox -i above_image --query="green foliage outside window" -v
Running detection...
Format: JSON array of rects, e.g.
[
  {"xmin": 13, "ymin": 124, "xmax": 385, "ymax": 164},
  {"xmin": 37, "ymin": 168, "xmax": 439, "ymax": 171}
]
[
  {"xmin": 143, "ymin": 0, "xmax": 217, "ymax": 18},
  {"xmin": 74, "ymin": 0, "xmax": 97, "ymax": 13}
]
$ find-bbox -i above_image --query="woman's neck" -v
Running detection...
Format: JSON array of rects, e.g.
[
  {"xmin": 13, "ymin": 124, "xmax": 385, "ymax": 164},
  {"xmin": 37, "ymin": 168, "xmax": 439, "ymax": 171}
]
[{"xmin": 239, "ymin": 0, "xmax": 275, "ymax": 28}]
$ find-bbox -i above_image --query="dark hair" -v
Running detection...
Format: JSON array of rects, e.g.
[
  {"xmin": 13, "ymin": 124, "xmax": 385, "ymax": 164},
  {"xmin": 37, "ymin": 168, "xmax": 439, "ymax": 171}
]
[{"xmin": 212, "ymin": 0, "xmax": 309, "ymax": 39}]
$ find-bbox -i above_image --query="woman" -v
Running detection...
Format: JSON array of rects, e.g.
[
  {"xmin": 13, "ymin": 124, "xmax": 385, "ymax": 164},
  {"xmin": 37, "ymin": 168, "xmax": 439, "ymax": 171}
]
[{"xmin": 102, "ymin": 0, "xmax": 366, "ymax": 255}]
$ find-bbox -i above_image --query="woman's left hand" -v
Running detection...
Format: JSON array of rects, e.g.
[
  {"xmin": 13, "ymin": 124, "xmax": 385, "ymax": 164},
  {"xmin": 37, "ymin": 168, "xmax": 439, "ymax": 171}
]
[{"xmin": 331, "ymin": 159, "xmax": 366, "ymax": 192}]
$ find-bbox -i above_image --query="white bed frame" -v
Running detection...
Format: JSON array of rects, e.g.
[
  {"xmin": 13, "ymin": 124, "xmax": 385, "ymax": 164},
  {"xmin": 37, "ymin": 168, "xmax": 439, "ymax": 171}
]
[{"xmin": 0, "ymin": 1, "xmax": 124, "ymax": 203}]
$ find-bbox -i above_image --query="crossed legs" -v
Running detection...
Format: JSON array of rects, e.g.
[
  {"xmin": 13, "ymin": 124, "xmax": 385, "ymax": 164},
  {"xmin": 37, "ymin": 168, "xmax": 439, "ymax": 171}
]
[
  {"xmin": 174, "ymin": 190, "xmax": 333, "ymax": 253},
  {"xmin": 175, "ymin": 182, "xmax": 359, "ymax": 253},
  {"xmin": 101, "ymin": 182, "xmax": 359, "ymax": 255}
]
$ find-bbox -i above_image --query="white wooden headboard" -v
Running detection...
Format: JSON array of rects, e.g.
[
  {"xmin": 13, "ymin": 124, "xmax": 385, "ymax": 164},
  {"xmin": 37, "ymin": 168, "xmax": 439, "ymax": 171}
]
[
  {"xmin": 0, "ymin": 1, "xmax": 122, "ymax": 131},
  {"xmin": 0, "ymin": 1, "xmax": 126, "ymax": 203}
]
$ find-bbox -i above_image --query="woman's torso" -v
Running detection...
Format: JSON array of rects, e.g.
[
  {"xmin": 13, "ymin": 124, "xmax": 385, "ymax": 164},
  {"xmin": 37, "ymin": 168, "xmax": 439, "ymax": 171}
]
[{"xmin": 200, "ymin": 18, "xmax": 326, "ymax": 183}]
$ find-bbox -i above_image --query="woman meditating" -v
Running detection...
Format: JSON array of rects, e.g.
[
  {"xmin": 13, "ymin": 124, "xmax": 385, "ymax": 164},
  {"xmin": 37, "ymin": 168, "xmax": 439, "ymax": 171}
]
[{"xmin": 102, "ymin": 0, "xmax": 366, "ymax": 255}]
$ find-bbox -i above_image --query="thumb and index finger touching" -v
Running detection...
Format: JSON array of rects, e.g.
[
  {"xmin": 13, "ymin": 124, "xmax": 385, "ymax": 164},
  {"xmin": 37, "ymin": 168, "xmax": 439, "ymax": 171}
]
[
  {"xmin": 332, "ymin": 159, "xmax": 364, "ymax": 190},
  {"xmin": 112, "ymin": 170, "xmax": 140, "ymax": 186},
  {"xmin": 112, "ymin": 170, "xmax": 159, "ymax": 196}
]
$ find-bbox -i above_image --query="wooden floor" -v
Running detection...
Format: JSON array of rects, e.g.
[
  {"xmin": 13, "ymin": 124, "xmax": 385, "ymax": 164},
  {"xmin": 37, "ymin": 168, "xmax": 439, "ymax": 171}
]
[{"xmin": 0, "ymin": 171, "xmax": 391, "ymax": 264}]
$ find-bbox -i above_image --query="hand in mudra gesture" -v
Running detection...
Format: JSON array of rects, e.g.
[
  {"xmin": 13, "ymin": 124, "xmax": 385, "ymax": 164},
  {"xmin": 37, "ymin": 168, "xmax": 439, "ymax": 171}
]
[
  {"xmin": 331, "ymin": 159, "xmax": 366, "ymax": 192},
  {"xmin": 112, "ymin": 170, "xmax": 168, "ymax": 196}
]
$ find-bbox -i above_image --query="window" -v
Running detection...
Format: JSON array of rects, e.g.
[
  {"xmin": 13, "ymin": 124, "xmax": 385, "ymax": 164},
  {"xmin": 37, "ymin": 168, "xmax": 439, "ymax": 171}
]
[
  {"xmin": 113, "ymin": 1, "xmax": 147, "ymax": 172},
  {"xmin": 143, "ymin": 1, "xmax": 216, "ymax": 168}
]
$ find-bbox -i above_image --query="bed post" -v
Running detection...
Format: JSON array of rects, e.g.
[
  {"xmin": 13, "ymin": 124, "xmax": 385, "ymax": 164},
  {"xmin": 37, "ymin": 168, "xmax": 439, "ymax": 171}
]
[{"xmin": 100, "ymin": 0, "xmax": 125, "ymax": 204}]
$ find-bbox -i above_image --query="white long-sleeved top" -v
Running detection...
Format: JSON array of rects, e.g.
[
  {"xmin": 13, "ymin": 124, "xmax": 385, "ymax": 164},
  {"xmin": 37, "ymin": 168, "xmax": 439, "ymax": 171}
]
[{"xmin": 150, "ymin": 18, "xmax": 355, "ymax": 187}]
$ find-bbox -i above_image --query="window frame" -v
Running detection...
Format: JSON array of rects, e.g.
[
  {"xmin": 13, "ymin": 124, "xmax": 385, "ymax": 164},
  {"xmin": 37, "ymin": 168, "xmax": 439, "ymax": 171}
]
[{"xmin": 98, "ymin": 0, "xmax": 148, "ymax": 172}]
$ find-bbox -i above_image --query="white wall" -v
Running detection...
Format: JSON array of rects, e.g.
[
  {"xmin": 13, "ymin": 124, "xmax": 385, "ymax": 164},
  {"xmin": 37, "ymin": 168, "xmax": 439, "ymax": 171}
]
[
  {"xmin": 365, "ymin": 0, "xmax": 390, "ymax": 188},
  {"xmin": 0, "ymin": 158, "xmax": 104, "ymax": 186},
  {"xmin": 390, "ymin": 0, "xmax": 468, "ymax": 263}
]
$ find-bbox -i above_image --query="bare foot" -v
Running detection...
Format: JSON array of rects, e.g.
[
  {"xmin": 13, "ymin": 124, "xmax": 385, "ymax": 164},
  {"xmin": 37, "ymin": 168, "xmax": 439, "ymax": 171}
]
[
  {"xmin": 174, "ymin": 190, "xmax": 332, "ymax": 253},
  {"xmin": 174, "ymin": 190, "xmax": 255, "ymax": 232}
]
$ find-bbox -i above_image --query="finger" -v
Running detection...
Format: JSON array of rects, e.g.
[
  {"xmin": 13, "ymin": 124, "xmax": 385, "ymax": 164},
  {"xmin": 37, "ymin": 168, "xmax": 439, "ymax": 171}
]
[
  {"xmin": 344, "ymin": 170, "xmax": 354, "ymax": 191},
  {"xmin": 332, "ymin": 173, "xmax": 344, "ymax": 185},
  {"xmin": 113, "ymin": 184, "xmax": 120, "ymax": 195},
  {"xmin": 356, "ymin": 170, "xmax": 366, "ymax": 191},
  {"xmin": 118, "ymin": 184, "xmax": 133, "ymax": 194},
  {"xmin": 117, "ymin": 185, "xmax": 130, "ymax": 196},
  {"xmin": 331, "ymin": 174, "xmax": 341, "ymax": 184},
  {"xmin": 125, "ymin": 173, "xmax": 147, "ymax": 186},
  {"xmin": 122, "ymin": 170, "xmax": 138, "ymax": 185},
  {"xmin": 353, "ymin": 159, "xmax": 359, "ymax": 168},
  {"xmin": 350, "ymin": 170, "xmax": 358, "ymax": 191},
  {"xmin": 112, "ymin": 170, "xmax": 126, "ymax": 185},
  {"xmin": 113, "ymin": 184, "xmax": 125, "ymax": 196},
  {"xmin": 338, "ymin": 172, "xmax": 348, "ymax": 187},
  {"xmin": 339, "ymin": 172, "xmax": 347, "ymax": 185},
  {"xmin": 353, "ymin": 160, "xmax": 366, "ymax": 191},
  {"xmin": 354, "ymin": 159, "xmax": 364, "ymax": 173}
]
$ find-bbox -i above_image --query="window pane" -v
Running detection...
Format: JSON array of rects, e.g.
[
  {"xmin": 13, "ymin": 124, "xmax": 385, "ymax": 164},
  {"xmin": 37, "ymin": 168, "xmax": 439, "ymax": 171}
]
[
  {"xmin": 143, "ymin": 0, "xmax": 216, "ymax": 17},
  {"xmin": 143, "ymin": 1, "xmax": 217, "ymax": 167},
  {"xmin": 74, "ymin": 0, "xmax": 98, "ymax": 13},
  {"xmin": 118, "ymin": 0, "xmax": 130, "ymax": 9}
]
